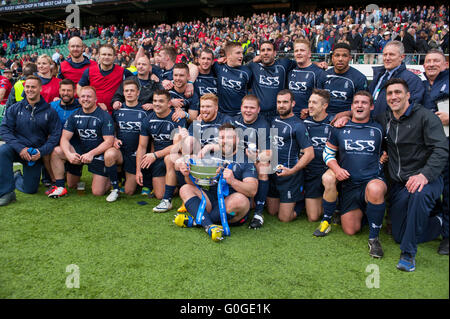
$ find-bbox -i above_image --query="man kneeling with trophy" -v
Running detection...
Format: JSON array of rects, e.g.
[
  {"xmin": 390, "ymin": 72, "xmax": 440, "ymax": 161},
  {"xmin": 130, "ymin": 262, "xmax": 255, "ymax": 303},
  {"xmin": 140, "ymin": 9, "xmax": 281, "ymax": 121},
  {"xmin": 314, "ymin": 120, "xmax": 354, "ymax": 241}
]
[{"xmin": 174, "ymin": 123, "xmax": 258, "ymax": 242}]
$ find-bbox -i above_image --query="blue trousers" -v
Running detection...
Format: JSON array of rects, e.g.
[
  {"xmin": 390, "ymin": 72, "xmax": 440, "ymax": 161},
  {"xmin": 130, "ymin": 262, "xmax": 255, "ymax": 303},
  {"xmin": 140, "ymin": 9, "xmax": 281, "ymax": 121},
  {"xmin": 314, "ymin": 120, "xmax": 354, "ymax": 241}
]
[
  {"xmin": 0, "ymin": 144, "xmax": 42, "ymax": 197},
  {"xmin": 442, "ymin": 160, "xmax": 449, "ymax": 238},
  {"xmin": 389, "ymin": 177, "xmax": 444, "ymax": 255}
]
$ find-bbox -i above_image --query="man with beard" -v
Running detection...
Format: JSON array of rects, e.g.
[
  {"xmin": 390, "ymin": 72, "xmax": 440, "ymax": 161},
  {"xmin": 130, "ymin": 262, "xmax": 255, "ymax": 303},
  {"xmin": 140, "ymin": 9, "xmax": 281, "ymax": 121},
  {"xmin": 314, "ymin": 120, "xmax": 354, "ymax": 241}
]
[
  {"xmin": 247, "ymin": 41, "xmax": 296, "ymax": 122},
  {"xmin": 47, "ymin": 79, "xmax": 82, "ymax": 192},
  {"xmin": 267, "ymin": 89, "xmax": 315, "ymax": 223},
  {"xmin": 175, "ymin": 123, "xmax": 258, "ymax": 242}
]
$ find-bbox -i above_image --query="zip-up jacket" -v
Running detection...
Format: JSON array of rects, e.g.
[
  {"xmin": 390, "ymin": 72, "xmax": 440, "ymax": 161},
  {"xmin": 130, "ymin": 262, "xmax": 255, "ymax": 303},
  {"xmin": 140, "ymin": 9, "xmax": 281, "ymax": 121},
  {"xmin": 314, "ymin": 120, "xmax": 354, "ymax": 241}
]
[
  {"xmin": 422, "ymin": 69, "xmax": 449, "ymax": 112},
  {"xmin": 0, "ymin": 97, "xmax": 62, "ymax": 156},
  {"xmin": 375, "ymin": 103, "xmax": 448, "ymax": 184},
  {"xmin": 111, "ymin": 75, "xmax": 162, "ymax": 106}
]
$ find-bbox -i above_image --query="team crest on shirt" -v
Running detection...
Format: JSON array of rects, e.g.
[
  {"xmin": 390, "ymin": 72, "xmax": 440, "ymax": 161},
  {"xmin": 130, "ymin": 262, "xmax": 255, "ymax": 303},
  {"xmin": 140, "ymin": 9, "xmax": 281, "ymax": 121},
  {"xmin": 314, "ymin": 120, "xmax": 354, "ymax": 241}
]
[
  {"xmin": 370, "ymin": 129, "xmax": 374, "ymax": 137},
  {"xmin": 344, "ymin": 81, "xmax": 349, "ymax": 89}
]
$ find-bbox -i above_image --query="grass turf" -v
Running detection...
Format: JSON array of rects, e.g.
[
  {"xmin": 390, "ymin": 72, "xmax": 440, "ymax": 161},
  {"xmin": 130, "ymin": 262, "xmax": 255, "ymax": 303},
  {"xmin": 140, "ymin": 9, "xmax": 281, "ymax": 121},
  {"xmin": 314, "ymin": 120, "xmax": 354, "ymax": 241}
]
[{"xmin": 0, "ymin": 173, "xmax": 448, "ymax": 299}]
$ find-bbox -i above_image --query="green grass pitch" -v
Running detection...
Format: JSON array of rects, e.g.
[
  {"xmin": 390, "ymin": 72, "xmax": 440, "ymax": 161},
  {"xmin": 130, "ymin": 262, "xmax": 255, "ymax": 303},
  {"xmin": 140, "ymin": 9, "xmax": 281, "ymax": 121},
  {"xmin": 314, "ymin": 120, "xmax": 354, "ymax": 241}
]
[{"xmin": 0, "ymin": 172, "xmax": 448, "ymax": 299}]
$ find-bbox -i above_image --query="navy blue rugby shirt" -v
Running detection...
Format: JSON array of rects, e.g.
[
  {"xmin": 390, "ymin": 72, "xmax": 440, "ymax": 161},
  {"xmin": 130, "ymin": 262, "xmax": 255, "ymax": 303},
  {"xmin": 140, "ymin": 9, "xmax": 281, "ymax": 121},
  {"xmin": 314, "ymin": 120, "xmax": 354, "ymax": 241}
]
[
  {"xmin": 327, "ymin": 119, "xmax": 384, "ymax": 184},
  {"xmin": 323, "ymin": 67, "xmax": 368, "ymax": 115}
]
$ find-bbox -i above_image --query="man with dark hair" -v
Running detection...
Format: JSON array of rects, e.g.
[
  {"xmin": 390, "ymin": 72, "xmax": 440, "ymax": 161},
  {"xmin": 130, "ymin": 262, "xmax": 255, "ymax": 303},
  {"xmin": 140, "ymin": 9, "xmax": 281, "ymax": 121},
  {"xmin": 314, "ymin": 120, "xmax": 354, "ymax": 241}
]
[
  {"xmin": 322, "ymin": 42, "xmax": 368, "ymax": 116},
  {"xmin": 50, "ymin": 79, "xmax": 81, "ymax": 125},
  {"xmin": 46, "ymin": 79, "xmax": 82, "ymax": 192},
  {"xmin": 267, "ymin": 89, "xmax": 315, "ymax": 223},
  {"xmin": 376, "ymin": 78, "xmax": 448, "ymax": 271},
  {"xmin": 231, "ymin": 94, "xmax": 272, "ymax": 229},
  {"xmin": 6, "ymin": 63, "xmax": 37, "ymax": 107},
  {"xmin": 247, "ymin": 41, "xmax": 296, "ymax": 122},
  {"xmin": 0, "ymin": 75, "xmax": 61, "ymax": 206},
  {"xmin": 303, "ymin": 89, "xmax": 333, "ymax": 224},
  {"xmin": 319, "ymin": 91, "xmax": 387, "ymax": 258},
  {"xmin": 103, "ymin": 80, "xmax": 151, "ymax": 202},
  {"xmin": 175, "ymin": 123, "xmax": 258, "ymax": 242},
  {"xmin": 194, "ymin": 49, "xmax": 218, "ymax": 98},
  {"xmin": 137, "ymin": 89, "xmax": 186, "ymax": 211},
  {"xmin": 168, "ymin": 63, "xmax": 199, "ymax": 124}
]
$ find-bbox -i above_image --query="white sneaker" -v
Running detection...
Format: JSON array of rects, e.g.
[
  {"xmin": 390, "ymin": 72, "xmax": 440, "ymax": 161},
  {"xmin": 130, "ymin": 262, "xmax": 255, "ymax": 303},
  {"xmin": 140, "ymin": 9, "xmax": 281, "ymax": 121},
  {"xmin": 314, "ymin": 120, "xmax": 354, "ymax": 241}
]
[
  {"xmin": 153, "ymin": 199, "xmax": 172, "ymax": 213},
  {"xmin": 106, "ymin": 189, "xmax": 120, "ymax": 202},
  {"xmin": 48, "ymin": 186, "xmax": 67, "ymax": 198}
]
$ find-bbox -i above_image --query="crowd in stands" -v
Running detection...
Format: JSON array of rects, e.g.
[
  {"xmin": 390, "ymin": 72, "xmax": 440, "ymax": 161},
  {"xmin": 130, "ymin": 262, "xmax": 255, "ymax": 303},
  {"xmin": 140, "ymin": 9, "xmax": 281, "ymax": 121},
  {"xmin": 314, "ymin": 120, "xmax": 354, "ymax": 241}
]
[
  {"xmin": 1, "ymin": 4, "xmax": 449, "ymax": 71},
  {"xmin": 0, "ymin": 0, "xmax": 38, "ymax": 6}
]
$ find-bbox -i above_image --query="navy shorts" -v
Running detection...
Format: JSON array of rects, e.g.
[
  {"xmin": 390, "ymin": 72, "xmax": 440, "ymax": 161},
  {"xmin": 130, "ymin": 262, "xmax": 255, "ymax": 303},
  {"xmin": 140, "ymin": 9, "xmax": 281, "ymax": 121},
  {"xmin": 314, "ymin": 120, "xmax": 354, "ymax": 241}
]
[
  {"xmin": 66, "ymin": 162, "xmax": 82, "ymax": 177},
  {"xmin": 339, "ymin": 177, "xmax": 385, "ymax": 215},
  {"xmin": 176, "ymin": 171, "xmax": 186, "ymax": 187},
  {"xmin": 339, "ymin": 181, "xmax": 368, "ymax": 215},
  {"xmin": 268, "ymin": 170, "xmax": 304, "ymax": 203},
  {"xmin": 142, "ymin": 157, "xmax": 166, "ymax": 179},
  {"xmin": 304, "ymin": 173, "xmax": 324, "ymax": 199},
  {"xmin": 121, "ymin": 150, "xmax": 137, "ymax": 175},
  {"xmin": 67, "ymin": 148, "xmax": 108, "ymax": 177},
  {"xmin": 202, "ymin": 186, "xmax": 250, "ymax": 226}
]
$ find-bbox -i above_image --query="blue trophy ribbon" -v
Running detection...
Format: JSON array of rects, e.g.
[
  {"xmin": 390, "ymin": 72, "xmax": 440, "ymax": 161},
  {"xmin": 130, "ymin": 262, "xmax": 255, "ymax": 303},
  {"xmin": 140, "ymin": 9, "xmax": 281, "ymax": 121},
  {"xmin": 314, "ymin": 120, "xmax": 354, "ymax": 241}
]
[
  {"xmin": 217, "ymin": 162, "xmax": 233, "ymax": 236},
  {"xmin": 188, "ymin": 158, "xmax": 233, "ymax": 236}
]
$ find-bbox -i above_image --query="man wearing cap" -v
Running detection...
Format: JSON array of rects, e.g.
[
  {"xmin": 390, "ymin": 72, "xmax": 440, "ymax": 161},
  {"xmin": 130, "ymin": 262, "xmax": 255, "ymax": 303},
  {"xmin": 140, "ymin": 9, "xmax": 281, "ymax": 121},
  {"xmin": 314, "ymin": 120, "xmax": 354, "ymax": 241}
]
[{"xmin": 377, "ymin": 31, "xmax": 392, "ymax": 63}]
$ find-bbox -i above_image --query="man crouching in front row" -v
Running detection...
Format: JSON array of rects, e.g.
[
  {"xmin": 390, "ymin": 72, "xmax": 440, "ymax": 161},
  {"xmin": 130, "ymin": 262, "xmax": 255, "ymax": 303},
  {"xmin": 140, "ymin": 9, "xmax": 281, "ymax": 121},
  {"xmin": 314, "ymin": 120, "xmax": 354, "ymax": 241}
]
[{"xmin": 174, "ymin": 123, "xmax": 258, "ymax": 242}]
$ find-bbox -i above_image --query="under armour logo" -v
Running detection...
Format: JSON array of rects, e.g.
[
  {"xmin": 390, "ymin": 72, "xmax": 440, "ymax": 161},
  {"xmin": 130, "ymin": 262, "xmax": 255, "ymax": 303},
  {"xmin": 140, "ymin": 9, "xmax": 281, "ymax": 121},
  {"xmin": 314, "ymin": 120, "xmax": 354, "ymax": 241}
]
[{"xmin": 343, "ymin": 129, "xmax": 351, "ymax": 134}]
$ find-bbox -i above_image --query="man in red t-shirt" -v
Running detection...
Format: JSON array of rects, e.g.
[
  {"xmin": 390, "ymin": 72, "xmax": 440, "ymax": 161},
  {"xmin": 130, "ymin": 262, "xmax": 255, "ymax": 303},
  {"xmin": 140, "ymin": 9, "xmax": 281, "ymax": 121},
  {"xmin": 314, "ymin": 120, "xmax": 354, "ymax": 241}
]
[
  {"xmin": 77, "ymin": 44, "xmax": 133, "ymax": 113},
  {"xmin": 119, "ymin": 39, "xmax": 135, "ymax": 56},
  {"xmin": 0, "ymin": 70, "xmax": 13, "ymax": 105}
]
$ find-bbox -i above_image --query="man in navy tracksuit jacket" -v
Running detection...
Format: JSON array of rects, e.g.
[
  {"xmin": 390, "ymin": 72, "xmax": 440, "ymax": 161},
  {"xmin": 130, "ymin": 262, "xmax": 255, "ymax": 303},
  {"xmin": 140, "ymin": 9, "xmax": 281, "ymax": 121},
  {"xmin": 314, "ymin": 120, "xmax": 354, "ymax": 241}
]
[
  {"xmin": 370, "ymin": 41, "xmax": 424, "ymax": 117},
  {"xmin": 376, "ymin": 78, "xmax": 448, "ymax": 272},
  {"xmin": 422, "ymin": 51, "xmax": 449, "ymax": 255},
  {"xmin": 0, "ymin": 76, "xmax": 61, "ymax": 206}
]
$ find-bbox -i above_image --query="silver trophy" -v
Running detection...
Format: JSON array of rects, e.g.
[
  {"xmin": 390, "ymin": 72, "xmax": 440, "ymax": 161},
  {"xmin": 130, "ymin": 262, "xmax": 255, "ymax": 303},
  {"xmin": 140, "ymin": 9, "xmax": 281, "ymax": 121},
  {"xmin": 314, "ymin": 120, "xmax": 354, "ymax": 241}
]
[{"xmin": 188, "ymin": 157, "xmax": 229, "ymax": 187}]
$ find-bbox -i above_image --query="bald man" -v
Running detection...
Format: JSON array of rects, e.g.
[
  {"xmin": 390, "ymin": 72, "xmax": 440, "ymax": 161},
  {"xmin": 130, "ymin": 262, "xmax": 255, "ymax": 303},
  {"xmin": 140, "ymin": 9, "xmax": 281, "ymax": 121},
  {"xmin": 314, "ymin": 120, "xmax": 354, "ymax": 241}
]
[
  {"xmin": 111, "ymin": 55, "xmax": 162, "ymax": 111},
  {"xmin": 58, "ymin": 36, "xmax": 94, "ymax": 84}
]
